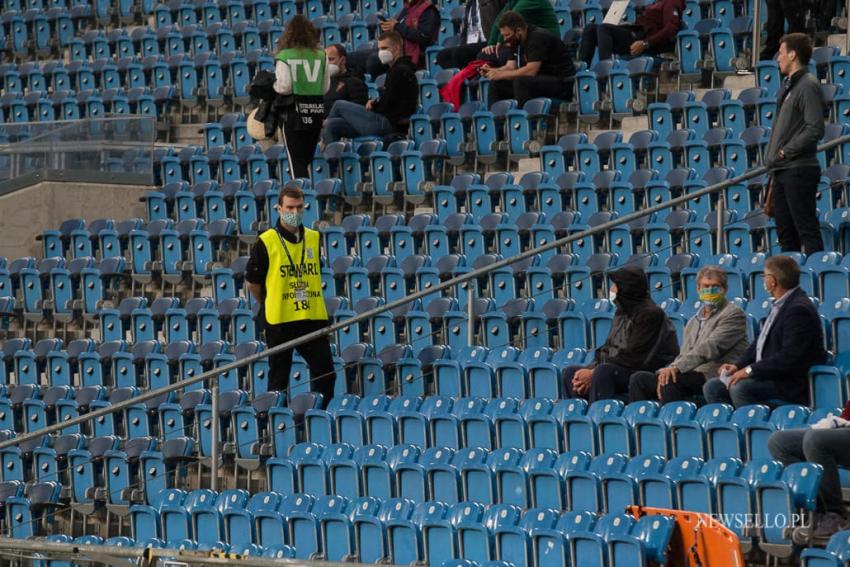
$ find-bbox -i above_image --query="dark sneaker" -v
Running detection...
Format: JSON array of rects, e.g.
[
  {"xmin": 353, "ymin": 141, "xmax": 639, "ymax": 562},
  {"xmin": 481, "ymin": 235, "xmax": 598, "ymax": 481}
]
[
  {"xmin": 813, "ymin": 512, "xmax": 850, "ymax": 540},
  {"xmin": 790, "ymin": 513, "xmax": 820, "ymax": 546}
]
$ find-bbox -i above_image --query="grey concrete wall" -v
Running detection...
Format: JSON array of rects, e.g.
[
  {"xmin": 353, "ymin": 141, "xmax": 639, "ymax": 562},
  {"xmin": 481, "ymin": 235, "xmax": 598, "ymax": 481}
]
[{"xmin": 0, "ymin": 182, "xmax": 149, "ymax": 260}]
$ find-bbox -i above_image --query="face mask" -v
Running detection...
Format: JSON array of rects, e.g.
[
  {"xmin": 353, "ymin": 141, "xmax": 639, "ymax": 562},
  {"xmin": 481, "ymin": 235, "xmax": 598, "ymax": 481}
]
[
  {"xmin": 608, "ymin": 291, "xmax": 617, "ymax": 304},
  {"xmin": 378, "ymin": 49, "xmax": 394, "ymax": 65},
  {"xmin": 698, "ymin": 286, "xmax": 725, "ymax": 306},
  {"xmin": 327, "ymin": 63, "xmax": 340, "ymax": 76},
  {"xmin": 280, "ymin": 210, "xmax": 303, "ymax": 228},
  {"xmin": 503, "ymin": 32, "xmax": 520, "ymax": 47}
]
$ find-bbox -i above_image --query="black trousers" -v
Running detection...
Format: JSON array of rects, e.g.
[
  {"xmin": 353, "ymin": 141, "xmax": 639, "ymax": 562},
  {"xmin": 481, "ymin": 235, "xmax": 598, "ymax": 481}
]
[
  {"xmin": 628, "ymin": 370, "xmax": 707, "ymax": 404},
  {"xmin": 281, "ymin": 122, "xmax": 321, "ymax": 180},
  {"xmin": 489, "ymin": 75, "xmax": 573, "ymax": 108},
  {"xmin": 761, "ymin": 0, "xmax": 808, "ymax": 59},
  {"xmin": 436, "ymin": 41, "xmax": 487, "ymax": 70},
  {"xmin": 562, "ymin": 363, "xmax": 632, "ymax": 402},
  {"xmin": 772, "ymin": 165, "xmax": 824, "ymax": 254},
  {"xmin": 579, "ymin": 23, "xmax": 643, "ymax": 67},
  {"xmin": 265, "ymin": 319, "xmax": 335, "ymax": 407}
]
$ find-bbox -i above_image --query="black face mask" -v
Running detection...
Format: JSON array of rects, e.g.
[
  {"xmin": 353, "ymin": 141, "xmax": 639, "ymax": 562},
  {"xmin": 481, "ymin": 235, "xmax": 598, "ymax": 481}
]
[{"xmin": 503, "ymin": 35, "xmax": 518, "ymax": 47}]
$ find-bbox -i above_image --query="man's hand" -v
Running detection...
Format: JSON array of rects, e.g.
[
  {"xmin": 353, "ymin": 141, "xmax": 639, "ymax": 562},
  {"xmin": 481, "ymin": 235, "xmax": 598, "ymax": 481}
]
[
  {"xmin": 728, "ymin": 367, "xmax": 751, "ymax": 387},
  {"xmin": 365, "ymin": 99, "xmax": 373, "ymax": 110},
  {"xmin": 481, "ymin": 67, "xmax": 507, "ymax": 80},
  {"xmin": 379, "ymin": 18, "xmax": 398, "ymax": 31},
  {"xmin": 572, "ymin": 368, "xmax": 594, "ymax": 396},
  {"xmin": 717, "ymin": 363, "xmax": 738, "ymax": 377},
  {"xmin": 656, "ymin": 366, "xmax": 678, "ymax": 398},
  {"xmin": 630, "ymin": 40, "xmax": 647, "ymax": 55},
  {"xmin": 481, "ymin": 44, "xmax": 499, "ymax": 55}
]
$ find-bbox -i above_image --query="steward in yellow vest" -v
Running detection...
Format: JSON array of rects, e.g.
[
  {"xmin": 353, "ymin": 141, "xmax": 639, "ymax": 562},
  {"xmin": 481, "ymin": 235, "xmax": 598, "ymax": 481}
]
[{"xmin": 245, "ymin": 185, "xmax": 335, "ymax": 406}]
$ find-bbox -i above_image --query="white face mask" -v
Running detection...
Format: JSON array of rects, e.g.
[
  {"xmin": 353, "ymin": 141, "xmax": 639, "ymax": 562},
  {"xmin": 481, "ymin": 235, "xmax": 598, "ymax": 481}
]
[
  {"xmin": 327, "ymin": 63, "xmax": 340, "ymax": 76},
  {"xmin": 378, "ymin": 49, "xmax": 394, "ymax": 65},
  {"xmin": 608, "ymin": 291, "xmax": 617, "ymax": 303}
]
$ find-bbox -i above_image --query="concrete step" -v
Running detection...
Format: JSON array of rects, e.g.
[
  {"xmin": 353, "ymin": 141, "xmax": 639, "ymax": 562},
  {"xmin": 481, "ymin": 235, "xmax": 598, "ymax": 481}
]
[
  {"xmin": 828, "ymin": 34, "xmax": 848, "ymax": 54},
  {"xmin": 723, "ymin": 72, "xmax": 756, "ymax": 95},
  {"xmin": 170, "ymin": 122, "xmax": 206, "ymax": 145}
]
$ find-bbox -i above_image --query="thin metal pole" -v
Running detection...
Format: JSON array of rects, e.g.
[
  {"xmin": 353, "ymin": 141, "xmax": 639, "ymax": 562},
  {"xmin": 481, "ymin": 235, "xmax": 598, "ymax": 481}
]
[
  {"xmin": 467, "ymin": 279, "xmax": 475, "ymax": 347},
  {"xmin": 210, "ymin": 381, "xmax": 219, "ymax": 492},
  {"xmin": 4, "ymin": 132, "xmax": 850, "ymax": 452},
  {"xmin": 716, "ymin": 191, "xmax": 726, "ymax": 254},
  {"xmin": 752, "ymin": 0, "xmax": 762, "ymax": 69}
]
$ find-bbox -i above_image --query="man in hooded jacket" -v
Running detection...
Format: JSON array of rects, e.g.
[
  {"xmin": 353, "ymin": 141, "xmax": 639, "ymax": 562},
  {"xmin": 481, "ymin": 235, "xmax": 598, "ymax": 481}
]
[{"xmin": 562, "ymin": 265, "xmax": 679, "ymax": 402}]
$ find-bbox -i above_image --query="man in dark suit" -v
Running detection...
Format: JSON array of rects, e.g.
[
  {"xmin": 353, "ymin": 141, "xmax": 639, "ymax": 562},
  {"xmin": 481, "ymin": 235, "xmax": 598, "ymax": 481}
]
[{"xmin": 703, "ymin": 255, "xmax": 827, "ymax": 407}]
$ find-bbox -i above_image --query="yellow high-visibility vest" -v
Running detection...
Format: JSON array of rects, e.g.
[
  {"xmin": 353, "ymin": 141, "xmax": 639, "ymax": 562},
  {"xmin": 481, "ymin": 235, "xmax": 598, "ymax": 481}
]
[{"xmin": 260, "ymin": 227, "xmax": 328, "ymax": 324}]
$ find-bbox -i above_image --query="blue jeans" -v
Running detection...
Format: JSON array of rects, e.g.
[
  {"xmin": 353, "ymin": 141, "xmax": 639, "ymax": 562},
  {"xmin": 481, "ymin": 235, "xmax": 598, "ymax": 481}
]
[
  {"xmin": 702, "ymin": 376, "xmax": 782, "ymax": 407},
  {"xmin": 322, "ymin": 100, "xmax": 395, "ymax": 143}
]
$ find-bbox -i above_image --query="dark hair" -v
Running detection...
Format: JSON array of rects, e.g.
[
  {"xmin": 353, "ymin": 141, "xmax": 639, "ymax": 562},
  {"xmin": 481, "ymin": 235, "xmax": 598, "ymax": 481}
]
[
  {"xmin": 497, "ymin": 10, "xmax": 527, "ymax": 31},
  {"xmin": 328, "ymin": 43, "xmax": 347, "ymax": 58},
  {"xmin": 276, "ymin": 15, "xmax": 320, "ymax": 52},
  {"xmin": 779, "ymin": 33, "xmax": 813, "ymax": 65},
  {"xmin": 378, "ymin": 31, "xmax": 403, "ymax": 48},
  {"xmin": 278, "ymin": 184, "xmax": 305, "ymax": 203},
  {"xmin": 764, "ymin": 255, "xmax": 801, "ymax": 289}
]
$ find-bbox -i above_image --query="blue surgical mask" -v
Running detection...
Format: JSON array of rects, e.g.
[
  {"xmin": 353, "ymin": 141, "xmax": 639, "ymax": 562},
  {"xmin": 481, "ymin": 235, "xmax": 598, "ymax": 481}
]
[{"xmin": 280, "ymin": 210, "xmax": 303, "ymax": 228}]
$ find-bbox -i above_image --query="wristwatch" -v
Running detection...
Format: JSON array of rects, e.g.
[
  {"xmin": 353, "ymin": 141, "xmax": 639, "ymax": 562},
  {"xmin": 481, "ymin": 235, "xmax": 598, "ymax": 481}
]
[
  {"xmin": 642, "ymin": 41, "xmax": 650, "ymax": 50},
  {"xmin": 744, "ymin": 366, "xmax": 753, "ymax": 376}
]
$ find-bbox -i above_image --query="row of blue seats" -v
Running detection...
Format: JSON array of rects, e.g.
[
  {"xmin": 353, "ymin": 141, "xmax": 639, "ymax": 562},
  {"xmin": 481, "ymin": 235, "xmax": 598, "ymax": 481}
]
[
  {"xmin": 296, "ymin": 398, "xmax": 837, "ymax": 459},
  {"xmin": 5, "ymin": 482, "xmax": 672, "ymax": 567},
  {"xmin": 127, "ymin": 489, "xmax": 675, "ymax": 566},
  {"xmin": 0, "ymin": 87, "xmax": 162, "ymax": 127}
]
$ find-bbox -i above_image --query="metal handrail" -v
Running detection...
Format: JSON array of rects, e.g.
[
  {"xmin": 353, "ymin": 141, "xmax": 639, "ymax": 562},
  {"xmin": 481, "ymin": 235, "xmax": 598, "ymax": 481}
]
[{"xmin": 1, "ymin": 132, "xmax": 849, "ymax": 454}]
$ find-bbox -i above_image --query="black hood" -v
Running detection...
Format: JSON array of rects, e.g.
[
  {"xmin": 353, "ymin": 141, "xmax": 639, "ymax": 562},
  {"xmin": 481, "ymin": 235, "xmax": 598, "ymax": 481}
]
[{"xmin": 609, "ymin": 266, "xmax": 650, "ymax": 311}]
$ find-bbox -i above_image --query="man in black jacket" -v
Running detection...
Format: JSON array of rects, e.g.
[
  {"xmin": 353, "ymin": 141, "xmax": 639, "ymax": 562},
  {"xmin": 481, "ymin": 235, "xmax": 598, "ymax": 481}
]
[
  {"xmin": 324, "ymin": 44, "xmax": 369, "ymax": 114},
  {"xmin": 562, "ymin": 265, "xmax": 679, "ymax": 402},
  {"xmin": 704, "ymin": 255, "xmax": 827, "ymax": 407},
  {"xmin": 322, "ymin": 32, "xmax": 418, "ymax": 143},
  {"xmin": 764, "ymin": 33, "xmax": 825, "ymax": 254}
]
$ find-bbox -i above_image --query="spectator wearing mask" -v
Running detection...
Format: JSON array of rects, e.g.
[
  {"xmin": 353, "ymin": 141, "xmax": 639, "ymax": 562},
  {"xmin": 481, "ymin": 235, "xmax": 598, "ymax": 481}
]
[
  {"xmin": 482, "ymin": 11, "xmax": 575, "ymax": 107},
  {"xmin": 322, "ymin": 32, "xmax": 418, "ymax": 143},
  {"xmin": 348, "ymin": 0, "xmax": 439, "ymax": 77},
  {"xmin": 629, "ymin": 266, "xmax": 749, "ymax": 404},
  {"xmin": 703, "ymin": 255, "xmax": 827, "ymax": 407},
  {"xmin": 436, "ymin": 0, "xmax": 507, "ymax": 70},
  {"xmin": 324, "ymin": 44, "xmax": 369, "ymax": 114},
  {"xmin": 579, "ymin": 0, "xmax": 684, "ymax": 67},
  {"xmin": 273, "ymin": 15, "xmax": 331, "ymax": 180},
  {"xmin": 562, "ymin": 266, "xmax": 679, "ymax": 402},
  {"xmin": 763, "ymin": 33, "xmax": 825, "ymax": 254},
  {"xmin": 769, "ymin": 401, "xmax": 850, "ymax": 542}
]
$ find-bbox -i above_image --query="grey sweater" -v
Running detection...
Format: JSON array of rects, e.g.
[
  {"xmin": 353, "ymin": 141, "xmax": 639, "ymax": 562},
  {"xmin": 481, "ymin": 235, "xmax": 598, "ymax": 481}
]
[
  {"xmin": 763, "ymin": 70, "xmax": 825, "ymax": 172},
  {"xmin": 672, "ymin": 301, "xmax": 749, "ymax": 377}
]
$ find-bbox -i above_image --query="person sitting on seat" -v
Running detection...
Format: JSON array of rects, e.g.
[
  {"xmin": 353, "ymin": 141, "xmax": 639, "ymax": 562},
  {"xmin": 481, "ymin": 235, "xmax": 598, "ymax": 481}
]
[
  {"xmin": 347, "ymin": 0, "xmax": 440, "ymax": 77},
  {"xmin": 562, "ymin": 265, "xmax": 679, "ymax": 402},
  {"xmin": 578, "ymin": 0, "xmax": 685, "ymax": 67},
  {"xmin": 629, "ymin": 265, "xmax": 749, "ymax": 404},
  {"xmin": 324, "ymin": 44, "xmax": 369, "ymax": 114},
  {"xmin": 322, "ymin": 31, "xmax": 418, "ymax": 143},
  {"xmin": 703, "ymin": 255, "xmax": 827, "ymax": 407},
  {"xmin": 481, "ymin": 11, "xmax": 575, "ymax": 108},
  {"xmin": 769, "ymin": 402, "xmax": 850, "ymax": 542}
]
